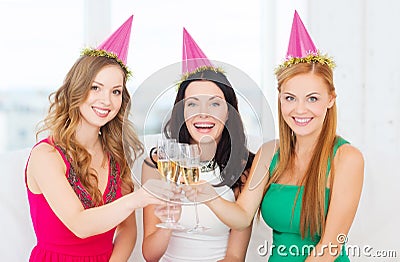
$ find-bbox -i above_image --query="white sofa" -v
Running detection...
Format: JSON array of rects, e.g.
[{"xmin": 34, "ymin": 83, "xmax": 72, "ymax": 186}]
[{"xmin": 0, "ymin": 147, "xmax": 36, "ymax": 261}]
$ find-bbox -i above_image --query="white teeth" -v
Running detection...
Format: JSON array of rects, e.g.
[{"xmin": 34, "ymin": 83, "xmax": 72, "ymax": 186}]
[
  {"xmin": 93, "ymin": 108, "xmax": 109, "ymax": 115},
  {"xmin": 194, "ymin": 123, "xmax": 214, "ymax": 128},
  {"xmin": 294, "ymin": 118, "xmax": 311, "ymax": 123}
]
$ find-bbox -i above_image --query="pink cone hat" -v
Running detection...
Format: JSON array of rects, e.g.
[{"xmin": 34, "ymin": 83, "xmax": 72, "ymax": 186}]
[
  {"xmin": 97, "ymin": 15, "xmax": 133, "ymax": 66},
  {"xmin": 182, "ymin": 28, "xmax": 213, "ymax": 74},
  {"xmin": 286, "ymin": 10, "xmax": 317, "ymax": 59}
]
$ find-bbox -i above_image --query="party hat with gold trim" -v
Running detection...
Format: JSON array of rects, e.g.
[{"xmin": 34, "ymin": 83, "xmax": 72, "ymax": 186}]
[
  {"xmin": 276, "ymin": 10, "xmax": 335, "ymax": 72},
  {"xmin": 179, "ymin": 28, "xmax": 229, "ymax": 87},
  {"xmin": 82, "ymin": 15, "xmax": 133, "ymax": 76}
]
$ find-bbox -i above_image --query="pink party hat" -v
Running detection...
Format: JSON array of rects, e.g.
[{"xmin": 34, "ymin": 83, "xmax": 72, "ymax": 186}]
[
  {"xmin": 182, "ymin": 28, "xmax": 213, "ymax": 75},
  {"xmin": 276, "ymin": 10, "xmax": 335, "ymax": 72},
  {"xmin": 97, "ymin": 15, "xmax": 133, "ymax": 65},
  {"xmin": 286, "ymin": 10, "xmax": 317, "ymax": 58},
  {"xmin": 82, "ymin": 15, "xmax": 133, "ymax": 76}
]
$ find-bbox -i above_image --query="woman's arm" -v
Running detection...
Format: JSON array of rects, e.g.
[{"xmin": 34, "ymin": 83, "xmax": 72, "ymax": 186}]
[
  {"xmin": 26, "ymin": 143, "xmax": 167, "ymax": 239},
  {"xmin": 109, "ymin": 212, "xmax": 137, "ymax": 262},
  {"xmin": 141, "ymin": 158, "xmax": 175, "ymax": 262},
  {"xmin": 306, "ymin": 144, "xmax": 364, "ymax": 261},
  {"xmin": 219, "ymin": 226, "xmax": 252, "ymax": 262},
  {"xmin": 109, "ymin": 185, "xmax": 139, "ymax": 262},
  {"xmin": 219, "ymin": 171, "xmax": 253, "ymax": 262},
  {"xmin": 186, "ymin": 140, "xmax": 277, "ymax": 230}
]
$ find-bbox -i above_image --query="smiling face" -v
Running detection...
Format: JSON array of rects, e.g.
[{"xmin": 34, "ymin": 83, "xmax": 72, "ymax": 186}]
[
  {"xmin": 79, "ymin": 65, "xmax": 124, "ymax": 132},
  {"xmin": 183, "ymin": 80, "xmax": 228, "ymax": 145},
  {"xmin": 279, "ymin": 73, "xmax": 335, "ymax": 138}
]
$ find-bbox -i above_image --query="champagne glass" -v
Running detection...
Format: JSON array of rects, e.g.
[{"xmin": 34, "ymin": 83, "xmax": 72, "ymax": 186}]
[
  {"xmin": 155, "ymin": 138, "xmax": 186, "ymax": 230},
  {"xmin": 179, "ymin": 143, "xmax": 210, "ymax": 233}
]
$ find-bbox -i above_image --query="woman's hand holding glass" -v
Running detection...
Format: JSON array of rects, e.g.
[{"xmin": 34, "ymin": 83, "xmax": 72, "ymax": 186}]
[
  {"xmin": 154, "ymin": 202, "xmax": 182, "ymax": 224},
  {"xmin": 182, "ymin": 180, "xmax": 219, "ymax": 204},
  {"xmin": 135, "ymin": 179, "xmax": 174, "ymax": 208}
]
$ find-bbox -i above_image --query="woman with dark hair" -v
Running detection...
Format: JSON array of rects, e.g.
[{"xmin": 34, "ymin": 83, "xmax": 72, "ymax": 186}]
[
  {"xmin": 142, "ymin": 28, "xmax": 254, "ymax": 262},
  {"xmin": 142, "ymin": 69, "xmax": 254, "ymax": 262}
]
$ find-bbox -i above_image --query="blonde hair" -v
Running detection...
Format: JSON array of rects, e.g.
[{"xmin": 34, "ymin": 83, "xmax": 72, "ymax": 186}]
[
  {"xmin": 266, "ymin": 63, "xmax": 337, "ymax": 239},
  {"xmin": 37, "ymin": 55, "xmax": 143, "ymax": 205}
]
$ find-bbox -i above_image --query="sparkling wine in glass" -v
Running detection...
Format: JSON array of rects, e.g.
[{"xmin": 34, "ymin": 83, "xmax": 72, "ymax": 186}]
[
  {"xmin": 179, "ymin": 143, "xmax": 209, "ymax": 233},
  {"xmin": 157, "ymin": 158, "xmax": 179, "ymax": 183},
  {"xmin": 155, "ymin": 138, "xmax": 186, "ymax": 230},
  {"xmin": 181, "ymin": 165, "xmax": 200, "ymax": 184}
]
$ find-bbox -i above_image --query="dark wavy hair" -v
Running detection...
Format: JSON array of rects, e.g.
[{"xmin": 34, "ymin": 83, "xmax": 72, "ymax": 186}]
[{"xmin": 163, "ymin": 69, "xmax": 254, "ymax": 190}]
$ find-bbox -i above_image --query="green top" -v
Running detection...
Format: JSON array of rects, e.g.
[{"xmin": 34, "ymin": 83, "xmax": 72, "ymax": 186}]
[{"xmin": 260, "ymin": 136, "xmax": 350, "ymax": 261}]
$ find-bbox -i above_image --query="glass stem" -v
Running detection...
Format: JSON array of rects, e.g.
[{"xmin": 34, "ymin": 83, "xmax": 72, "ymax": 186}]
[
  {"xmin": 166, "ymin": 197, "xmax": 172, "ymax": 222},
  {"xmin": 165, "ymin": 179, "xmax": 173, "ymax": 223},
  {"xmin": 194, "ymin": 188, "xmax": 200, "ymax": 228}
]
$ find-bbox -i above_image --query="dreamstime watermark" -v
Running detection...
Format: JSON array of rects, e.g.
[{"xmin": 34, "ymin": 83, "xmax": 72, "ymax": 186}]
[{"xmin": 257, "ymin": 234, "xmax": 398, "ymax": 258}]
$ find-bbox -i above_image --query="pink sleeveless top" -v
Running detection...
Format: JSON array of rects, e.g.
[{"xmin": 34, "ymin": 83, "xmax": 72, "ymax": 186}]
[{"xmin": 25, "ymin": 138, "xmax": 122, "ymax": 261}]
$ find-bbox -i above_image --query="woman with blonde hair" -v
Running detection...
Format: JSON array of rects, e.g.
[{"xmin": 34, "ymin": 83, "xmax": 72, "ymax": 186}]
[{"xmin": 25, "ymin": 16, "xmax": 166, "ymax": 261}]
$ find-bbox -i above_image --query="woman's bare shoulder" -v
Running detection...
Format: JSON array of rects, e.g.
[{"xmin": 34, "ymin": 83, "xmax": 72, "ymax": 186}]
[
  {"xmin": 29, "ymin": 142, "xmax": 64, "ymax": 165},
  {"xmin": 336, "ymin": 143, "xmax": 364, "ymax": 165},
  {"xmin": 256, "ymin": 139, "xmax": 279, "ymax": 162},
  {"xmin": 27, "ymin": 142, "xmax": 66, "ymax": 187},
  {"xmin": 260, "ymin": 139, "xmax": 278, "ymax": 151},
  {"xmin": 334, "ymin": 143, "xmax": 364, "ymax": 180}
]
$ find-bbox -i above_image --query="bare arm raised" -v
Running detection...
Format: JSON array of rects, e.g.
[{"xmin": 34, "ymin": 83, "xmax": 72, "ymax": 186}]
[{"xmin": 184, "ymin": 140, "xmax": 277, "ymax": 230}]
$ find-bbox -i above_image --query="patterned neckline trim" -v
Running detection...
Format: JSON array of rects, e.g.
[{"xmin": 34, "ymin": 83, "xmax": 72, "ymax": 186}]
[{"xmin": 200, "ymin": 159, "xmax": 216, "ymax": 173}]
